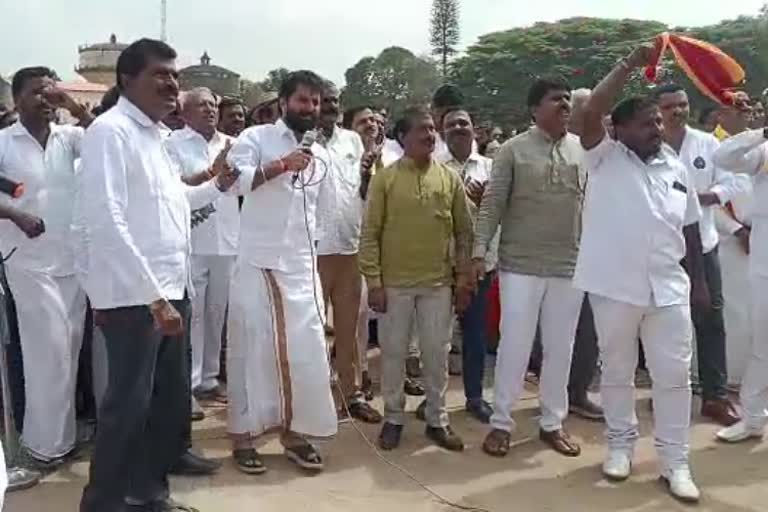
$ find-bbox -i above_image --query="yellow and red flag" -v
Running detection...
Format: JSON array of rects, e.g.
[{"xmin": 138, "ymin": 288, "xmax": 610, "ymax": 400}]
[{"xmin": 645, "ymin": 32, "xmax": 745, "ymax": 106}]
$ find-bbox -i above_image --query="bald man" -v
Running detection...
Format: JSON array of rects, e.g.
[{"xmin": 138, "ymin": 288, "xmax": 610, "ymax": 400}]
[{"xmin": 164, "ymin": 87, "xmax": 238, "ymax": 475}]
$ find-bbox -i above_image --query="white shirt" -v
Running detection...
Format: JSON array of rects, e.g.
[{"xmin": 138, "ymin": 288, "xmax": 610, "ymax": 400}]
[
  {"xmin": 439, "ymin": 150, "xmax": 499, "ymax": 272},
  {"xmin": 316, "ymin": 127, "xmax": 365, "ymax": 255},
  {"xmin": 712, "ymin": 129, "xmax": 768, "ymax": 278},
  {"xmin": 381, "ymin": 138, "xmax": 403, "ymax": 167},
  {"xmin": 165, "ymin": 127, "xmax": 240, "ymax": 256},
  {"xmin": 573, "ymin": 137, "xmax": 702, "ymax": 307},
  {"xmin": 0, "ymin": 122, "xmax": 83, "ymax": 275},
  {"xmin": 75, "ymin": 97, "xmax": 223, "ymax": 309},
  {"xmin": 228, "ymin": 119, "xmax": 331, "ymax": 272},
  {"xmin": 674, "ymin": 126, "xmax": 741, "ymax": 253}
]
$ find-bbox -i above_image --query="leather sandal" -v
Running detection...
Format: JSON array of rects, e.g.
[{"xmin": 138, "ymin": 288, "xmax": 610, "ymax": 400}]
[{"xmin": 482, "ymin": 429, "xmax": 511, "ymax": 457}]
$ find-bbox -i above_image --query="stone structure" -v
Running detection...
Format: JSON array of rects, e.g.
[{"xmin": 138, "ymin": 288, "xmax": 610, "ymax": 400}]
[
  {"xmin": 179, "ymin": 52, "xmax": 240, "ymax": 98},
  {"xmin": 0, "ymin": 76, "xmax": 11, "ymax": 108},
  {"xmin": 76, "ymin": 34, "xmax": 128, "ymax": 87}
]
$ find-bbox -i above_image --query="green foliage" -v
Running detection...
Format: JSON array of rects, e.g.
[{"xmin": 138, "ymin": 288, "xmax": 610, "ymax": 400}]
[
  {"xmin": 451, "ymin": 15, "xmax": 768, "ymax": 130},
  {"xmin": 430, "ymin": 0, "xmax": 461, "ymax": 76},
  {"xmin": 258, "ymin": 68, "xmax": 291, "ymax": 93},
  {"xmin": 342, "ymin": 47, "xmax": 442, "ymax": 119}
]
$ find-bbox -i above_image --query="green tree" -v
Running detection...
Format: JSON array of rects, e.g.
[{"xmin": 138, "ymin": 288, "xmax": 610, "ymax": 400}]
[
  {"xmin": 451, "ymin": 15, "xmax": 768, "ymax": 130},
  {"xmin": 258, "ymin": 68, "xmax": 291, "ymax": 92},
  {"xmin": 342, "ymin": 47, "xmax": 441, "ymax": 119},
  {"xmin": 239, "ymin": 78, "xmax": 265, "ymax": 106},
  {"xmin": 430, "ymin": 0, "xmax": 461, "ymax": 76}
]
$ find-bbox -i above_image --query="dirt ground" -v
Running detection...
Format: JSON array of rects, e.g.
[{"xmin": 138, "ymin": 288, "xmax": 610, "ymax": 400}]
[{"xmin": 6, "ymin": 354, "xmax": 768, "ymax": 512}]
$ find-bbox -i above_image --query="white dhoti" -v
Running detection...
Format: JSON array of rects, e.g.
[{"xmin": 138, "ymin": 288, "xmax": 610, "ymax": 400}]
[
  {"xmin": 4, "ymin": 264, "xmax": 86, "ymax": 460},
  {"xmin": 190, "ymin": 254, "xmax": 235, "ymax": 391},
  {"xmin": 227, "ymin": 261, "xmax": 337, "ymax": 438},
  {"xmin": 590, "ymin": 294, "xmax": 692, "ymax": 471},
  {"xmin": 490, "ymin": 272, "xmax": 584, "ymax": 433}
]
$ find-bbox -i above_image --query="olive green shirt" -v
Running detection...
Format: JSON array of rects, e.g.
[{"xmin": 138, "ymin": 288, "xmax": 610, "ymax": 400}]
[
  {"xmin": 359, "ymin": 157, "xmax": 473, "ymax": 288},
  {"xmin": 473, "ymin": 126, "xmax": 586, "ymax": 278}
]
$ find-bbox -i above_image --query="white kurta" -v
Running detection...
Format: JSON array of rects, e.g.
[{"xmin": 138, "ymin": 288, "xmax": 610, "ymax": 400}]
[
  {"xmin": 226, "ymin": 120, "xmax": 336, "ymax": 438},
  {"xmin": 0, "ymin": 122, "xmax": 88, "ymax": 460}
]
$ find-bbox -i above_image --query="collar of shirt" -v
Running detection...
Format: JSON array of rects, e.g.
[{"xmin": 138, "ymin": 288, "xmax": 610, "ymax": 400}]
[
  {"xmin": 117, "ymin": 96, "xmax": 159, "ymax": 129},
  {"xmin": 176, "ymin": 125, "xmax": 223, "ymax": 146},
  {"xmin": 530, "ymin": 125, "xmax": 568, "ymax": 144}
]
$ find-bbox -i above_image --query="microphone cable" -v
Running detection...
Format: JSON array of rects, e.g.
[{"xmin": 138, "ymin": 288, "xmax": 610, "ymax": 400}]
[{"xmin": 296, "ymin": 151, "xmax": 491, "ymax": 512}]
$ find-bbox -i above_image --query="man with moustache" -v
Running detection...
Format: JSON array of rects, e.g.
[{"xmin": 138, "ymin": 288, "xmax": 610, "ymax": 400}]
[
  {"xmin": 225, "ymin": 71, "xmax": 337, "ymax": 474},
  {"xmin": 316, "ymin": 84, "xmax": 382, "ymax": 423},
  {"xmin": 656, "ymin": 83, "xmax": 744, "ymax": 426},
  {"xmin": 0, "ymin": 66, "xmax": 93, "ymax": 465},
  {"xmin": 441, "ymin": 108, "xmax": 497, "ymax": 423},
  {"xmin": 217, "ymin": 96, "xmax": 246, "ymax": 137},
  {"xmin": 360, "ymin": 105, "xmax": 473, "ymax": 451},
  {"xmin": 576, "ymin": 46, "xmax": 707, "ymax": 501},
  {"xmin": 476, "ymin": 78, "xmax": 586, "ymax": 459},
  {"xmin": 166, "ymin": 88, "xmax": 240, "ymax": 436},
  {"xmin": 77, "ymin": 39, "xmax": 240, "ymax": 512},
  {"xmin": 166, "ymin": 88, "xmax": 239, "ymax": 409}
]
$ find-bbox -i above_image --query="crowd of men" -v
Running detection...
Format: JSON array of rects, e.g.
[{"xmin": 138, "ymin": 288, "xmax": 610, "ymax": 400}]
[{"xmin": 1, "ymin": 36, "xmax": 768, "ymax": 511}]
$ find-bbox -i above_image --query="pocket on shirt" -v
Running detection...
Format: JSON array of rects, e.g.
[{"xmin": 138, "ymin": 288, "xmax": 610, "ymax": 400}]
[{"xmin": 663, "ymin": 188, "xmax": 688, "ymax": 227}]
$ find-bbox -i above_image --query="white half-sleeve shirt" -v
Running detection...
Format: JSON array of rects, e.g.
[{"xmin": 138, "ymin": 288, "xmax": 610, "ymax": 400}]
[{"xmin": 573, "ymin": 137, "xmax": 701, "ymax": 308}]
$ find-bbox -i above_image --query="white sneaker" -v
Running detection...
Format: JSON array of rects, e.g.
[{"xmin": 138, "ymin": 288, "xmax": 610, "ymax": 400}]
[
  {"xmin": 602, "ymin": 451, "xmax": 632, "ymax": 481},
  {"xmin": 661, "ymin": 467, "xmax": 700, "ymax": 503},
  {"xmin": 716, "ymin": 420, "xmax": 764, "ymax": 444}
]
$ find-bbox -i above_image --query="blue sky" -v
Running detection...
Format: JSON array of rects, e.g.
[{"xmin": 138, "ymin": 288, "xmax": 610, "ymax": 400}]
[{"xmin": 0, "ymin": 0, "xmax": 764, "ymax": 83}]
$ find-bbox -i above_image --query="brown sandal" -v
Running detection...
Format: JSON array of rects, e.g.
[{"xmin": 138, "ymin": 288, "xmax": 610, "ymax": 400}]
[
  {"xmin": 482, "ymin": 429, "xmax": 511, "ymax": 457},
  {"xmin": 539, "ymin": 429, "xmax": 581, "ymax": 457},
  {"xmin": 348, "ymin": 401, "xmax": 383, "ymax": 424}
]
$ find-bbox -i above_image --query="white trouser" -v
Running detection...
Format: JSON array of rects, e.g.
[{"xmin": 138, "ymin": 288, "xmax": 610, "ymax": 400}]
[
  {"xmin": 4, "ymin": 265, "xmax": 87, "ymax": 460},
  {"xmin": 190, "ymin": 254, "xmax": 235, "ymax": 391},
  {"xmin": 490, "ymin": 273, "xmax": 584, "ymax": 433},
  {"xmin": 739, "ymin": 275, "xmax": 768, "ymax": 428},
  {"xmin": 590, "ymin": 294, "xmax": 692, "ymax": 470}
]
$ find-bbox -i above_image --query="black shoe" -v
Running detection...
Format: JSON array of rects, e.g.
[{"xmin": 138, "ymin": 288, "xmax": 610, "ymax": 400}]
[
  {"xmin": 378, "ymin": 422, "xmax": 404, "ymax": 451},
  {"xmin": 170, "ymin": 450, "xmax": 222, "ymax": 476},
  {"xmin": 127, "ymin": 498, "xmax": 199, "ymax": 512},
  {"xmin": 404, "ymin": 378, "xmax": 425, "ymax": 396},
  {"xmin": 425, "ymin": 426, "xmax": 464, "ymax": 452},
  {"xmin": 466, "ymin": 399, "xmax": 493, "ymax": 424},
  {"xmin": 415, "ymin": 399, "xmax": 427, "ymax": 421}
]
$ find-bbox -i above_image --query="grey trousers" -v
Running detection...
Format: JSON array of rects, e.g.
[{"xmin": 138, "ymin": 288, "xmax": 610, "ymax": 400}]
[{"xmin": 380, "ymin": 286, "xmax": 452, "ymax": 427}]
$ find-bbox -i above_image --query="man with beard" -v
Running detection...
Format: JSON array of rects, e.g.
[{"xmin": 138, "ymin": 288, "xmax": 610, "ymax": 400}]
[
  {"xmin": 0, "ymin": 66, "xmax": 93, "ymax": 466},
  {"xmin": 77, "ymin": 39, "xmax": 240, "ymax": 512},
  {"xmin": 217, "ymin": 96, "xmax": 246, "ymax": 137},
  {"xmin": 441, "ymin": 108, "xmax": 497, "ymax": 423},
  {"xmin": 575, "ymin": 45, "xmax": 707, "ymax": 502},
  {"xmin": 476, "ymin": 78, "xmax": 586, "ymax": 459},
  {"xmin": 225, "ymin": 70, "xmax": 336, "ymax": 474},
  {"xmin": 656, "ymin": 83, "xmax": 744, "ymax": 427},
  {"xmin": 315, "ymin": 83, "xmax": 382, "ymax": 423},
  {"xmin": 360, "ymin": 105, "xmax": 473, "ymax": 451}
]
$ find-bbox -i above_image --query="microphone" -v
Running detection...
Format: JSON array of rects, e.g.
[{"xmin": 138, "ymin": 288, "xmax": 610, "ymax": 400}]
[
  {"xmin": 293, "ymin": 130, "xmax": 318, "ymax": 185},
  {"xmin": 0, "ymin": 176, "xmax": 24, "ymax": 198}
]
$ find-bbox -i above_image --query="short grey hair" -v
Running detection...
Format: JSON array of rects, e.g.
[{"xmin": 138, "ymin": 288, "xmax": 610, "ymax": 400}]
[
  {"xmin": 181, "ymin": 87, "xmax": 215, "ymax": 110},
  {"xmin": 571, "ymin": 88, "xmax": 591, "ymax": 105}
]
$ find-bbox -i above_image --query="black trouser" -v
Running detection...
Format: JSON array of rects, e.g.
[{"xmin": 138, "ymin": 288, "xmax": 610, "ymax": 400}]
[
  {"xmin": 0, "ymin": 261, "xmax": 26, "ymax": 432},
  {"xmin": 529, "ymin": 297, "xmax": 599, "ymax": 402},
  {"xmin": 568, "ymin": 297, "xmax": 599, "ymax": 402},
  {"xmin": 80, "ymin": 299, "xmax": 190, "ymax": 512},
  {"xmin": 690, "ymin": 246, "xmax": 728, "ymax": 401}
]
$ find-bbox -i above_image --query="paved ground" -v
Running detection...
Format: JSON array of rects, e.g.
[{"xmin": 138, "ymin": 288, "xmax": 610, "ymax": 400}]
[{"xmin": 6, "ymin": 354, "xmax": 768, "ymax": 512}]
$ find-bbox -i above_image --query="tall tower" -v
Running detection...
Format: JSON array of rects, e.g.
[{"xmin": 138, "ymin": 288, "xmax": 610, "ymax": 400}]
[{"xmin": 160, "ymin": 0, "xmax": 167, "ymax": 41}]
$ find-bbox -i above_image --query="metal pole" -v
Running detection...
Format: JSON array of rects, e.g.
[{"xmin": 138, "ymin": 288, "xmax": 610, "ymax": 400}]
[{"xmin": 0, "ymin": 263, "xmax": 40, "ymax": 492}]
